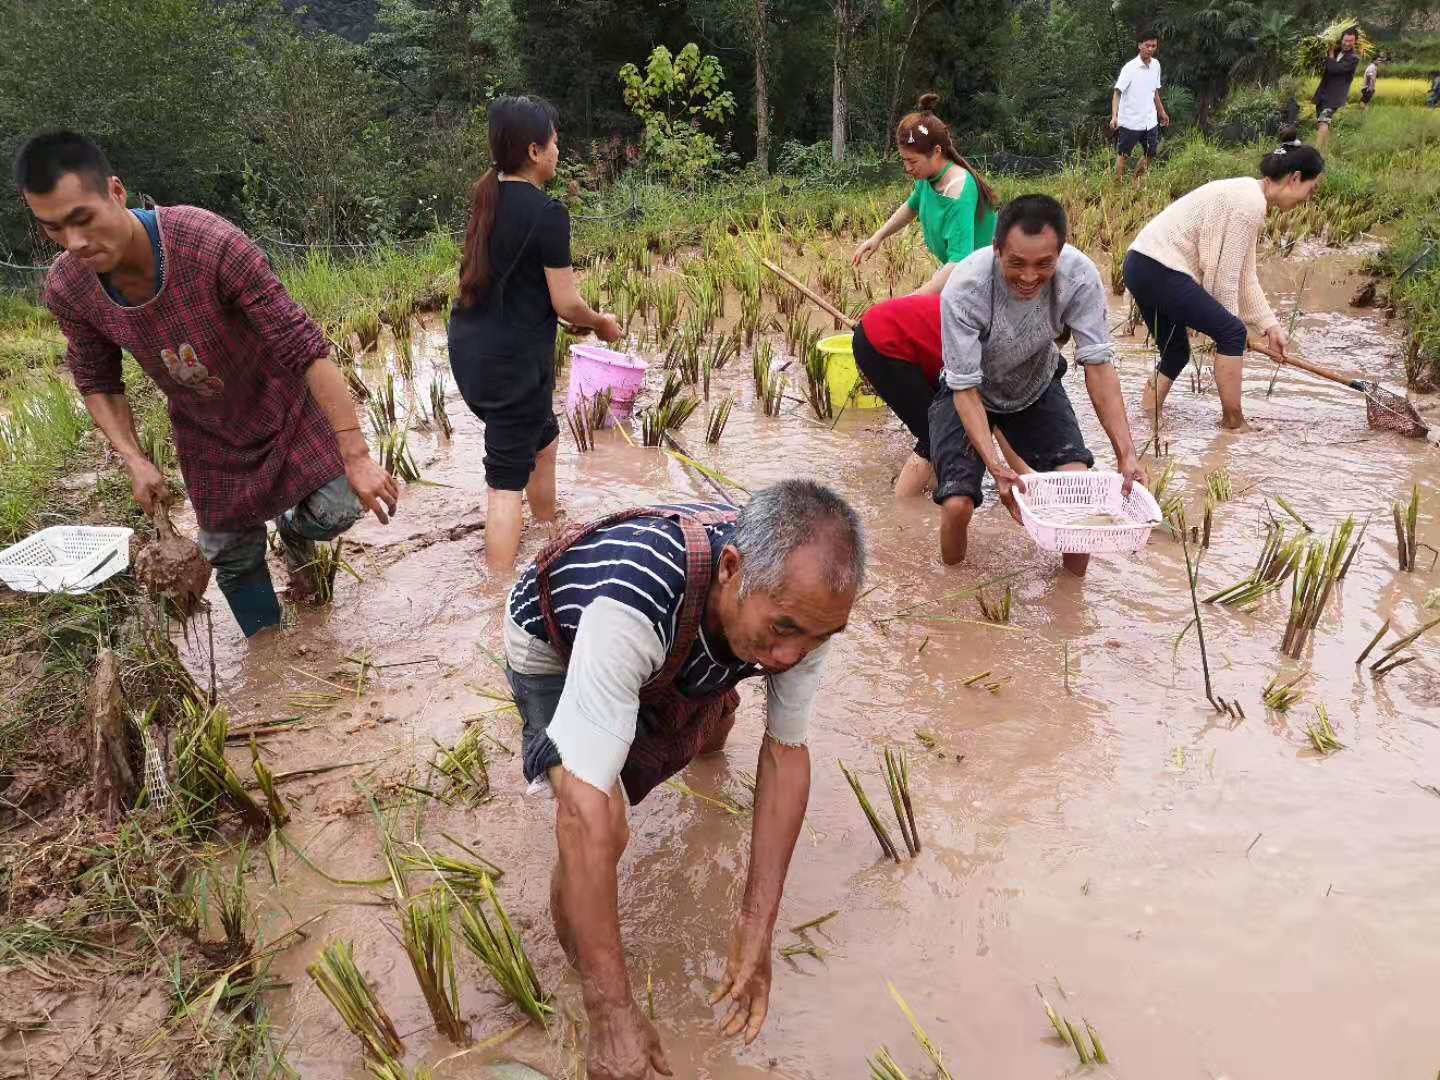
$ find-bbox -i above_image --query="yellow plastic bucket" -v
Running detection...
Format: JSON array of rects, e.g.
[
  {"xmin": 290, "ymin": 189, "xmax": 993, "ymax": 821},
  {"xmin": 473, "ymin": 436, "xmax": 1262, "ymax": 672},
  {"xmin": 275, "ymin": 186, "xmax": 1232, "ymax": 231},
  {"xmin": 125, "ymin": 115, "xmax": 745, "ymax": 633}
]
[{"xmin": 817, "ymin": 333, "xmax": 883, "ymax": 410}]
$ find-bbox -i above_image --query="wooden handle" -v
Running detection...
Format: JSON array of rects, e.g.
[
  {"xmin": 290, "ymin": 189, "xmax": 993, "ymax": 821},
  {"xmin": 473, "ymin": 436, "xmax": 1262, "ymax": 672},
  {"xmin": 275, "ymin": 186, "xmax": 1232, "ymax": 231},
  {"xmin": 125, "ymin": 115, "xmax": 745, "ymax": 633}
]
[
  {"xmin": 1247, "ymin": 339, "xmax": 1358, "ymax": 389},
  {"xmin": 760, "ymin": 259, "xmax": 859, "ymax": 329}
]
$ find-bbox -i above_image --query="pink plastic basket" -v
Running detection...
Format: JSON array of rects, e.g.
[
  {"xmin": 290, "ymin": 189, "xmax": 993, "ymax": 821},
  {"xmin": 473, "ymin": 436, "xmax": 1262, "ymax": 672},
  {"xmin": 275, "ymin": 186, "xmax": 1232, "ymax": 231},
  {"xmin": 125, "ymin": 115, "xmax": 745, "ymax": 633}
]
[
  {"xmin": 1011, "ymin": 471, "xmax": 1161, "ymax": 555},
  {"xmin": 565, "ymin": 345, "xmax": 647, "ymax": 427}
]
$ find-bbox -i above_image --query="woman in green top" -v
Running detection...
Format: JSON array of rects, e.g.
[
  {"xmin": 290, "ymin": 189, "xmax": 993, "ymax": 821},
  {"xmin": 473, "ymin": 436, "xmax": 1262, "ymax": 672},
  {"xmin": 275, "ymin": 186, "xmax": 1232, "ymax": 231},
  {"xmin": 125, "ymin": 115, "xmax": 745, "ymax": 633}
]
[{"xmin": 853, "ymin": 94, "xmax": 999, "ymax": 268}]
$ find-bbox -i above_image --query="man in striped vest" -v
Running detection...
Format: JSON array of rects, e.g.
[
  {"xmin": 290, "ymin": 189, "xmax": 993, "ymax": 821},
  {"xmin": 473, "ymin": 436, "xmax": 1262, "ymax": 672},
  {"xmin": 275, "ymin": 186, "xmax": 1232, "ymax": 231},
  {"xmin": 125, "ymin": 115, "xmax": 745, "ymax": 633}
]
[{"xmin": 505, "ymin": 480, "xmax": 865, "ymax": 1080}]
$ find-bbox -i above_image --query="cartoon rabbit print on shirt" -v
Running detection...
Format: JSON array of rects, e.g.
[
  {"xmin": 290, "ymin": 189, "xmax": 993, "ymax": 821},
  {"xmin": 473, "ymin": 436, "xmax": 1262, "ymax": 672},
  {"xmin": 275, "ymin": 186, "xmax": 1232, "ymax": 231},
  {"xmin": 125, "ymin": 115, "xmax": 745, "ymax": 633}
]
[{"xmin": 161, "ymin": 343, "xmax": 225, "ymax": 398}]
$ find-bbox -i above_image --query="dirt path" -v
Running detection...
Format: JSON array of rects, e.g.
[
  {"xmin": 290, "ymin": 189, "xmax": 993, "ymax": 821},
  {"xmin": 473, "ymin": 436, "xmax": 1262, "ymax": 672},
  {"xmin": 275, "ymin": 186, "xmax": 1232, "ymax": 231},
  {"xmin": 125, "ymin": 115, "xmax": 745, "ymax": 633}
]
[{"xmin": 177, "ymin": 245, "xmax": 1440, "ymax": 1079}]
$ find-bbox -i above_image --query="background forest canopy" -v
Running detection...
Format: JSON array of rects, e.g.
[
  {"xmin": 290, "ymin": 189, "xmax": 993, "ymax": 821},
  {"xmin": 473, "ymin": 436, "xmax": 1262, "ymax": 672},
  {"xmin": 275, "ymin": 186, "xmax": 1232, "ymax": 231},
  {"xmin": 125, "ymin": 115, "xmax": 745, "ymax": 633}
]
[{"xmin": 2, "ymin": 0, "xmax": 1439, "ymax": 252}]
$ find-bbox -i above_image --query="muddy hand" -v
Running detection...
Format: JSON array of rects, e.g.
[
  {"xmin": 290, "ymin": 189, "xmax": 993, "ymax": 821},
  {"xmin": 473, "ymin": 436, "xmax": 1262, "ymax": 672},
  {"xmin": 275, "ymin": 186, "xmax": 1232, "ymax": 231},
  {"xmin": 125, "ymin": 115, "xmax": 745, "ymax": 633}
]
[
  {"xmin": 1119, "ymin": 454, "xmax": 1146, "ymax": 497},
  {"xmin": 709, "ymin": 916, "xmax": 774, "ymax": 1044},
  {"xmin": 125, "ymin": 455, "xmax": 167, "ymax": 516},
  {"xmin": 588, "ymin": 1001, "xmax": 671, "ymax": 1080},
  {"xmin": 595, "ymin": 313, "xmax": 624, "ymax": 344},
  {"xmin": 345, "ymin": 455, "xmax": 399, "ymax": 524},
  {"xmin": 990, "ymin": 462, "xmax": 1027, "ymax": 526}
]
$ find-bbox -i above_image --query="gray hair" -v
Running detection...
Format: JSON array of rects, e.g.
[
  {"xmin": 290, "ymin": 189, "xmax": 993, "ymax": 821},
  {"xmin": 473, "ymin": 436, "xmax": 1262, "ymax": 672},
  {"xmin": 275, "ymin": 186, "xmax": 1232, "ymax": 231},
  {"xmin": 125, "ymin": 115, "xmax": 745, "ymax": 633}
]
[{"xmin": 732, "ymin": 480, "xmax": 866, "ymax": 599}]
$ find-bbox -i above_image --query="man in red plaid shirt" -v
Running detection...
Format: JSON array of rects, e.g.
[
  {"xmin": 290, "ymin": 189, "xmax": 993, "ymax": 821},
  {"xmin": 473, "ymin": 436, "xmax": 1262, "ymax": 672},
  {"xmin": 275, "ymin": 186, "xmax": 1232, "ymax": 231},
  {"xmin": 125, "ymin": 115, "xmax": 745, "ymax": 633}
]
[{"xmin": 16, "ymin": 131, "xmax": 399, "ymax": 636}]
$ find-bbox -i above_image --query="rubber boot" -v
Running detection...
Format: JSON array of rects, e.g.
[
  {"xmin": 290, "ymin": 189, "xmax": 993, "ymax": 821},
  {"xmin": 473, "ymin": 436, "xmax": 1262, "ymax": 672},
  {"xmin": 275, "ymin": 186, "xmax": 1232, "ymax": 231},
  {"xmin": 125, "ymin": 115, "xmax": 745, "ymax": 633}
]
[{"xmin": 219, "ymin": 571, "xmax": 283, "ymax": 637}]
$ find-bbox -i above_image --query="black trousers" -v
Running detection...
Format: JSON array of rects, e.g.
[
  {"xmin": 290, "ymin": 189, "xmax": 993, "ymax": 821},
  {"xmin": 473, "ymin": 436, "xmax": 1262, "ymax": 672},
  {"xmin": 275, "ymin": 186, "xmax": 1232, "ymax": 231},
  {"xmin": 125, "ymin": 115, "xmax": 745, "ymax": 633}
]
[{"xmin": 852, "ymin": 321, "xmax": 939, "ymax": 459}]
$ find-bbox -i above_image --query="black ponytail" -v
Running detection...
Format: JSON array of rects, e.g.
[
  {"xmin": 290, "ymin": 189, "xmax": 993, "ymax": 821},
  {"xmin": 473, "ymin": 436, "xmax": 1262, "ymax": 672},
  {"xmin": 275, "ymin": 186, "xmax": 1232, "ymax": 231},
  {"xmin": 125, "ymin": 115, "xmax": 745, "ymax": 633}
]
[{"xmin": 1260, "ymin": 135, "xmax": 1323, "ymax": 182}]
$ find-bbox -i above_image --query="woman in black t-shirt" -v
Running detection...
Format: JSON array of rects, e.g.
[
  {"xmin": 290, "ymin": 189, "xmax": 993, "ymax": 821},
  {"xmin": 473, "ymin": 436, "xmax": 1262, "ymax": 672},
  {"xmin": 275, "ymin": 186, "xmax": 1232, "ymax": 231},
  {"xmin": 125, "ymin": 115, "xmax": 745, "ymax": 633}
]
[{"xmin": 449, "ymin": 96, "xmax": 620, "ymax": 577}]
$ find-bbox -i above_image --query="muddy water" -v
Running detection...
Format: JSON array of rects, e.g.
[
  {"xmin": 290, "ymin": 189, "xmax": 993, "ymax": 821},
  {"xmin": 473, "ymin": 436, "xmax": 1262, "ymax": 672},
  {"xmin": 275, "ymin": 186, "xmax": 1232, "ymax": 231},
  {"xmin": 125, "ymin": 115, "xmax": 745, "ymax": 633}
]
[{"xmin": 180, "ymin": 245, "xmax": 1440, "ymax": 1079}]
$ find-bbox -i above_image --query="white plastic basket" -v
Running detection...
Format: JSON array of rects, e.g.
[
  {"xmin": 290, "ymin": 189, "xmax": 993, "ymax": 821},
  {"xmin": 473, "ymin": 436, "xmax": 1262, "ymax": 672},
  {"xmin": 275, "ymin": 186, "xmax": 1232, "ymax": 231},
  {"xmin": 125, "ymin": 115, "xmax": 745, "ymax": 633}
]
[
  {"xmin": 1012, "ymin": 471, "xmax": 1161, "ymax": 555},
  {"xmin": 0, "ymin": 525, "xmax": 134, "ymax": 594}
]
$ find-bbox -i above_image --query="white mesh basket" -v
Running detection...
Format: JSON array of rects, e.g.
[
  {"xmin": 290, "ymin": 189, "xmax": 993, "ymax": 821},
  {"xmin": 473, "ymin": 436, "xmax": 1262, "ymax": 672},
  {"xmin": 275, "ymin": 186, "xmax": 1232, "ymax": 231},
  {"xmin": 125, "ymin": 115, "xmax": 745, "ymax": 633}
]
[
  {"xmin": 0, "ymin": 526, "xmax": 133, "ymax": 594},
  {"xmin": 1012, "ymin": 471, "xmax": 1161, "ymax": 555}
]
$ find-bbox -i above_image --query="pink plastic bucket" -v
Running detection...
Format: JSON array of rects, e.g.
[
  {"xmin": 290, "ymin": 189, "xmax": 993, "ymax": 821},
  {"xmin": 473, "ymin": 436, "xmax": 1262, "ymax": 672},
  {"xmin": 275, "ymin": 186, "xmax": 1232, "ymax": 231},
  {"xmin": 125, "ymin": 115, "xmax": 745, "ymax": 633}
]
[{"xmin": 565, "ymin": 345, "xmax": 648, "ymax": 427}]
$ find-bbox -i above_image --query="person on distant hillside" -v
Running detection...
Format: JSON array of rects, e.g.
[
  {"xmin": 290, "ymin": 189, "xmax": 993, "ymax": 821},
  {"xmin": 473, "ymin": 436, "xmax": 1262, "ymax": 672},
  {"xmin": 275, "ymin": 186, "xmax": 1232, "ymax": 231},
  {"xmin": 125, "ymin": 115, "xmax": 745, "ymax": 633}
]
[
  {"xmin": 1313, "ymin": 27, "xmax": 1361, "ymax": 150},
  {"xmin": 852, "ymin": 94, "xmax": 998, "ymax": 269},
  {"xmin": 1122, "ymin": 131, "xmax": 1325, "ymax": 432},
  {"xmin": 448, "ymin": 95, "xmax": 622, "ymax": 578},
  {"xmin": 1360, "ymin": 54, "xmax": 1382, "ymax": 109},
  {"xmin": 15, "ymin": 130, "xmax": 397, "ymax": 638},
  {"xmin": 922, "ymin": 195, "xmax": 1143, "ymax": 577},
  {"xmin": 1110, "ymin": 29, "xmax": 1171, "ymax": 185}
]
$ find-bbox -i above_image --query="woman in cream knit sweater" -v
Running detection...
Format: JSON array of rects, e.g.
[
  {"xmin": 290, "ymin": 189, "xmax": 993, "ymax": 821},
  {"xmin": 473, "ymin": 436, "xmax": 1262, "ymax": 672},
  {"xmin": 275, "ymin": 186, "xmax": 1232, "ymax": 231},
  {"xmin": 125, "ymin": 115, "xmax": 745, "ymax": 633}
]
[{"xmin": 1123, "ymin": 131, "xmax": 1325, "ymax": 430}]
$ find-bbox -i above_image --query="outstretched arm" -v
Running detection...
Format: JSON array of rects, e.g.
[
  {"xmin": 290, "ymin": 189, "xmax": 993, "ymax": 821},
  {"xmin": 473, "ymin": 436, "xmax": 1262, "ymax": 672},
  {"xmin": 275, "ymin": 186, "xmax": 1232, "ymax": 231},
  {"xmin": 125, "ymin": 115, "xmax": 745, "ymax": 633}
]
[
  {"xmin": 710, "ymin": 735, "xmax": 809, "ymax": 1043},
  {"xmin": 854, "ymin": 202, "xmax": 918, "ymax": 265},
  {"xmin": 1082, "ymin": 363, "xmax": 1143, "ymax": 491},
  {"xmin": 304, "ymin": 358, "xmax": 399, "ymax": 524}
]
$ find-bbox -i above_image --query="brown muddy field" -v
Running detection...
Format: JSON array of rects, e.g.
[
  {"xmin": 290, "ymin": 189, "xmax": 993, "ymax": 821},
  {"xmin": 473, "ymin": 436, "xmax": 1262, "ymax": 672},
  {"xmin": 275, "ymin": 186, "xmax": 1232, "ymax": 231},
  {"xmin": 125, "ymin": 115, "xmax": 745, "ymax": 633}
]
[{"xmin": 176, "ymin": 245, "xmax": 1439, "ymax": 1079}]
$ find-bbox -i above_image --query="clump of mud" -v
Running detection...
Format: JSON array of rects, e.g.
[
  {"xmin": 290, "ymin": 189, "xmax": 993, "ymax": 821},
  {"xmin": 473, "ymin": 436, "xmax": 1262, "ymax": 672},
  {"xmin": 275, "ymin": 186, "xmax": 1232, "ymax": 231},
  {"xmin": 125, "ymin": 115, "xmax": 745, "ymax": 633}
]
[{"xmin": 134, "ymin": 509, "xmax": 211, "ymax": 620}]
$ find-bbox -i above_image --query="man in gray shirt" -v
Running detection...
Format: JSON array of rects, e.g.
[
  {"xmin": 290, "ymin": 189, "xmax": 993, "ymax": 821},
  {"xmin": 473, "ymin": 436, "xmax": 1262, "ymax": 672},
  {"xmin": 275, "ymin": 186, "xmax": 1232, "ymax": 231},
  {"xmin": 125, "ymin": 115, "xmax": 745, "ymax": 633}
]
[{"xmin": 922, "ymin": 195, "xmax": 1142, "ymax": 576}]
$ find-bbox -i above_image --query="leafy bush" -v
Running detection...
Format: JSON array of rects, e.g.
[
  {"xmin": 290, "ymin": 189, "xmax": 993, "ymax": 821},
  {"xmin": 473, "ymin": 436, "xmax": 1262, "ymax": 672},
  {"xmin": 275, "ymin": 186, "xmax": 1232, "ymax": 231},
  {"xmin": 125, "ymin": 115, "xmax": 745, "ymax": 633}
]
[
  {"xmin": 1213, "ymin": 82, "xmax": 1297, "ymax": 144},
  {"xmin": 618, "ymin": 44, "xmax": 738, "ymax": 186}
]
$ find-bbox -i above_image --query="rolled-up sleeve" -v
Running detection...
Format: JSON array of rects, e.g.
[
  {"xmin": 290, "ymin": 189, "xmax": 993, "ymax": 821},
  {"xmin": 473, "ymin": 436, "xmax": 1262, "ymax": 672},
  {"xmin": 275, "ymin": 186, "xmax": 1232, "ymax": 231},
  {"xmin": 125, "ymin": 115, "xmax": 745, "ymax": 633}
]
[
  {"xmin": 213, "ymin": 219, "xmax": 330, "ymax": 377},
  {"xmin": 544, "ymin": 597, "xmax": 665, "ymax": 794},
  {"xmin": 764, "ymin": 638, "xmax": 832, "ymax": 746},
  {"xmin": 44, "ymin": 285, "xmax": 124, "ymax": 396},
  {"xmin": 940, "ymin": 265, "xmax": 987, "ymax": 391},
  {"xmin": 1064, "ymin": 258, "xmax": 1118, "ymax": 366}
]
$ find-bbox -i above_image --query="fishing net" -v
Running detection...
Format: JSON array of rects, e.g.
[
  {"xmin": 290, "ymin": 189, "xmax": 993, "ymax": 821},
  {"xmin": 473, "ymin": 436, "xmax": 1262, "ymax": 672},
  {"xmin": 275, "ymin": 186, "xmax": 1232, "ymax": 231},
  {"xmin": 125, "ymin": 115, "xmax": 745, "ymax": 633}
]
[{"xmin": 1359, "ymin": 381, "xmax": 1429, "ymax": 438}]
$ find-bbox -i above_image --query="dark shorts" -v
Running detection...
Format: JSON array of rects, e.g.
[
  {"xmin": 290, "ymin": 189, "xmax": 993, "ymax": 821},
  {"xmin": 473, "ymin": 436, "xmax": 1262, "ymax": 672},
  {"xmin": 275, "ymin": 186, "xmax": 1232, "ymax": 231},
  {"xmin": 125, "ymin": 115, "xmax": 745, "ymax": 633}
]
[
  {"xmin": 509, "ymin": 665, "xmax": 568, "ymax": 785},
  {"xmin": 1116, "ymin": 126, "xmax": 1160, "ymax": 157},
  {"xmin": 1360, "ymin": 87, "xmax": 1375, "ymax": 104},
  {"xmin": 1122, "ymin": 250, "xmax": 1248, "ymax": 380},
  {"xmin": 448, "ymin": 318, "xmax": 560, "ymax": 491},
  {"xmin": 852, "ymin": 321, "xmax": 939, "ymax": 459},
  {"xmin": 927, "ymin": 362, "xmax": 1094, "ymax": 507},
  {"xmin": 1316, "ymin": 105, "xmax": 1341, "ymax": 123}
]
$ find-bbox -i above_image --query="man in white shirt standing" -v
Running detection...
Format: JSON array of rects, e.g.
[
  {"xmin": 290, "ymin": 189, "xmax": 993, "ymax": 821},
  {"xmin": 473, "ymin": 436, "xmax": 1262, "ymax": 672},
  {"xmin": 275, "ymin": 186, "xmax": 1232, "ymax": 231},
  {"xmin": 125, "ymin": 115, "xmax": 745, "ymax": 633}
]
[{"xmin": 1110, "ymin": 30, "xmax": 1170, "ymax": 184}]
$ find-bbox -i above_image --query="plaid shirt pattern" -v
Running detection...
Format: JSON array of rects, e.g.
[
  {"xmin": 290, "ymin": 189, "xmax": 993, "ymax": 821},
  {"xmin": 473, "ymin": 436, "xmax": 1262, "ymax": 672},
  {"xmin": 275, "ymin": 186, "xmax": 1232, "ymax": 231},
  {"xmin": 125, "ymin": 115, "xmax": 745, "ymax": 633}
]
[{"xmin": 43, "ymin": 206, "xmax": 342, "ymax": 531}]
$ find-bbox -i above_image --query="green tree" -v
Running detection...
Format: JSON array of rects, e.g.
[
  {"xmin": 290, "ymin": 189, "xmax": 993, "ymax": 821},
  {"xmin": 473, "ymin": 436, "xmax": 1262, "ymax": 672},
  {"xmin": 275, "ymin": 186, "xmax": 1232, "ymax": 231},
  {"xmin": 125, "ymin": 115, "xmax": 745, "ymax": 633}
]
[
  {"xmin": 618, "ymin": 44, "xmax": 739, "ymax": 184},
  {"xmin": 364, "ymin": 0, "xmax": 522, "ymax": 114},
  {"xmin": 0, "ymin": 0, "xmax": 259, "ymax": 255}
]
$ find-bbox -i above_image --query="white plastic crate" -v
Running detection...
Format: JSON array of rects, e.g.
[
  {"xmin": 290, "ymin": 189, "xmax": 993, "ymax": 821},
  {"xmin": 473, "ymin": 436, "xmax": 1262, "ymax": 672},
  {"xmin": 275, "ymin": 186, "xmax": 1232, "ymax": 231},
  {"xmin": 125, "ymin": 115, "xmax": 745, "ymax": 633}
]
[
  {"xmin": 0, "ymin": 525, "xmax": 134, "ymax": 594},
  {"xmin": 1012, "ymin": 471, "xmax": 1161, "ymax": 555}
]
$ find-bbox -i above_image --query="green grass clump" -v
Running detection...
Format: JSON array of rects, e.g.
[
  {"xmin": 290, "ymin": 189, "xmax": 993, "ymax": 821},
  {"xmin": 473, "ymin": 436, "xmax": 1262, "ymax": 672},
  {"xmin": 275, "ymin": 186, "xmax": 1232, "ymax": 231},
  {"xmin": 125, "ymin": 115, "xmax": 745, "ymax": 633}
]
[
  {"xmin": 455, "ymin": 875, "xmax": 552, "ymax": 1024},
  {"xmin": 307, "ymin": 939, "xmax": 404, "ymax": 1060}
]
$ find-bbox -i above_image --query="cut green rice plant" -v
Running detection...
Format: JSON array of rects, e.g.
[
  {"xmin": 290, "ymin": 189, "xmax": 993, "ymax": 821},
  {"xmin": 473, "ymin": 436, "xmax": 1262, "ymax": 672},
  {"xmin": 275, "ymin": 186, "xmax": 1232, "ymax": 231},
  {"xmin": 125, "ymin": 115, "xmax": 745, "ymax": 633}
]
[
  {"xmin": 739, "ymin": 289, "xmax": 766, "ymax": 347},
  {"xmin": 367, "ymin": 1056, "xmax": 433, "ymax": 1080},
  {"xmin": 761, "ymin": 370, "xmax": 786, "ymax": 417},
  {"xmin": 1281, "ymin": 516, "xmax": 1359, "ymax": 658},
  {"xmin": 705, "ymin": 395, "xmax": 734, "ymax": 445},
  {"xmin": 1035, "ymin": 986, "xmax": 1109, "ymax": 1065},
  {"xmin": 174, "ymin": 698, "xmax": 271, "ymax": 831},
  {"xmin": 1273, "ymin": 494, "xmax": 1313, "ymax": 533},
  {"xmin": 583, "ymin": 387, "xmax": 613, "ymax": 432},
  {"xmin": 885, "ymin": 982, "xmax": 953, "ymax": 1080},
  {"xmin": 1394, "ymin": 485, "xmax": 1420, "ymax": 572},
  {"xmin": 302, "ymin": 538, "xmax": 361, "ymax": 604},
  {"xmin": 1305, "ymin": 704, "xmax": 1344, "ymax": 755},
  {"xmin": 429, "ymin": 378, "xmax": 453, "ymax": 439},
  {"xmin": 1294, "ymin": 16, "xmax": 1373, "ymax": 75},
  {"xmin": 454, "ymin": 875, "xmax": 553, "ymax": 1024},
  {"xmin": 394, "ymin": 889, "xmax": 469, "ymax": 1045},
  {"xmin": 566, "ymin": 404, "xmax": 595, "ymax": 452},
  {"xmin": 1206, "ymin": 524, "xmax": 1304, "ymax": 609},
  {"xmin": 783, "ymin": 309, "xmax": 814, "ymax": 357},
  {"xmin": 976, "ymin": 585, "xmax": 1012, "ymax": 624},
  {"xmin": 639, "ymin": 387, "xmax": 700, "ymax": 447},
  {"xmin": 839, "ymin": 760, "xmax": 900, "ymax": 862},
  {"xmin": 402, "ymin": 839, "xmax": 504, "ymax": 898},
  {"xmin": 707, "ymin": 333, "xmax": 739, "ymax": 373},
  {"xmin": 434, "ymin": 724, "xmax": 491, "ymax": 804},
  {"xmin": 308, "ymin": 939, "xmax": 405, "ymax": 1060},
  {"xmin": 1206, "ymin": 466, "xmax": 1233, "ymax": 503},
  {"xmin": 802, "ymin": 345, "xmax": 833, "ymax": 420},
  {"xmin": 392, "ymin": 318, "xmax": 415, "ymax": 382},
  {"xmin": 368, "ymin": 374, "xmax": 398, "ymax": 438},
  {"xmin": 751, "ymin": 339, "xmax": 774, "ymax": 397},
  {"xmin": 249, "ymin": 738, "xmax": 290, "ymax": 828},
  {"xmin": 207, "ymin": 843, "xmax": 252, "ymax": 953},
  {"xmin": 653, "ymin": 278, "xmax": 682, "ymax": 339},
  {"xmin": 379, "ymin": 430, "xmax": 422, "ymax": 482},
  {"xmin": 1262, "ymin": 670, "xmax": 1309, "ymax": 711},
  {"xmin": 1368, "ymin": 614, "xmax": 1440, "ymax": 672},
  {"xmin": 867, "ymin": 1048, "xmax": 912, "ymax": 1080},
  {"xmin": 882, "ymin": 748, "xmax": 919, "ymax": 857}
]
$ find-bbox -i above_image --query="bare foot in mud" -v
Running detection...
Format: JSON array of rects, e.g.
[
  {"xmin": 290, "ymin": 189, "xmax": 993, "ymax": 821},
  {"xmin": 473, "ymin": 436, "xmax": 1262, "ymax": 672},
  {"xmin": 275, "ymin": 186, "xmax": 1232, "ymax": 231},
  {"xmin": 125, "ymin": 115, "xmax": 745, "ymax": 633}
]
[{"xmin": 1218, "ymin": 415, "xmax": 1260, "ymax": 433}]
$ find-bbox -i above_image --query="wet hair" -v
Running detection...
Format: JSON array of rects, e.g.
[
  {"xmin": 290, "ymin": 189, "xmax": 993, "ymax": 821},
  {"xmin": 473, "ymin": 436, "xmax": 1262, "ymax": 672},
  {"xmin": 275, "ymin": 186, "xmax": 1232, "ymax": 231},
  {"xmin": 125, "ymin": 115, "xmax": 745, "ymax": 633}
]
[
  {"xmin": 1138, "ymin": 29, "xmax": 1159, "ymax": 44},
  {"xmin": 895, "ymin": 94, "xmax": 997, "ymax": 226},
  {"xmin": 994, "ymin": 194, "xmax": 1068, "ymax": 251},
  {"xmin": 1260, "ymin": 132, "xmax": 1324, "ymax": 182},
  {"xmin": 14, "ymin": 130, "xmax": 112, "ymax": 196},
  {"xmin": 458, "ymin": 95, "xmax": 559, "ymax": 308},
  {"xmin": 732, "ymin": 480, "xmax": 866, "ymax": 600}
]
